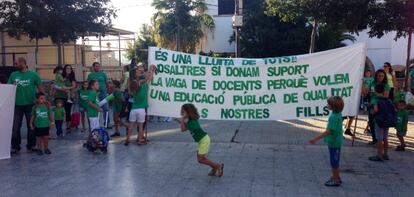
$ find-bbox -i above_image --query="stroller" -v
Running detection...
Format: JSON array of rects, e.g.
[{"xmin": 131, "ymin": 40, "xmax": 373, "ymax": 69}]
[{"xmin": 84, "ymin": 113, "xmax": 110, "ymax": 153}]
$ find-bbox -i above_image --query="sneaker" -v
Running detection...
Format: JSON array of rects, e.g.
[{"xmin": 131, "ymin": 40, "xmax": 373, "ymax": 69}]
[
  {"xmin": 369, "ymin": 155, "xmax": 383, "ymax": 162},
  {"xmin": 110, "ymin": 132, "xmax": 121, "ymax": 137},
  {"xmin": 124, "ymin": 141, "xmax": 129, "ymax": 146},
  {"xmin": 44, "ymin": 149, "xmax": 51, "ymax": 155},
  {"xmin": 324, "ymin": 179, "xmax": 341, "ymax": 187},
  {"xmin": 367, "ymin": 141, "xmax": 377, "ymax": 145},
  {"xmin": 395, "ymin": 145, "xmax": 403, "ymax": 151},
  {"xmin": 383, "ymin": 155, "xmax": 389, "ymax": 160},
  {"xmin": 37, "ymin": 150, "xmax": 43, "ymax": 155},
  {"xmin": 27, "ymin": 148, "xmax": 36, "ymax": 153},
  {"xmin": 164, "ymin": 117, "xmax": 173, "ymax": 122},
  {"xmin": 344, "ymin": 129, "xmax": 354, "ymax": 137}
]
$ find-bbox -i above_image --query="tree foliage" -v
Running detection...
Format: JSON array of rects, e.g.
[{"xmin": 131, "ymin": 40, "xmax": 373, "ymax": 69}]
[
  {"xmin": 126, "ymin": 24, "xmax": 157, "ymax": 65},
  {"xmin": 266, "ymin": 0, "xmax": 373, "ymax": 52},
  {"xmin": 0, "ymin": 0, "xmax": 117, "ymax": 43},
  {"xmin": 235, "ymin": 0, "xmax": 355, "ymax": 57},
  {"xmin": 152, "ymin": 0, "xmax": 214, "ymax": 53},
  {"xmin": 368, "ymin": 0, "xmax": 414, "ymax": 39}
]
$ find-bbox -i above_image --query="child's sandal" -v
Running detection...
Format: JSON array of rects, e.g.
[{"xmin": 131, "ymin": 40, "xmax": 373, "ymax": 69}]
[
  {"xmin": 137, "ymin": 140, "xmax": 147, "ymax": 146},
  {"xmin": 208, "ymin": 168, "xmax": 217, "ymax": 176},
  {"xmin": 216, "ymin": 164, "xmax": 224, "ymax": 177}
]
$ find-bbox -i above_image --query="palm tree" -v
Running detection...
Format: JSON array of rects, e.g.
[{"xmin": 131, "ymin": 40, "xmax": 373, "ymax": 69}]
[{"xmin": 152, "ymin": 0, "xmax": 215, "ymax": 53}]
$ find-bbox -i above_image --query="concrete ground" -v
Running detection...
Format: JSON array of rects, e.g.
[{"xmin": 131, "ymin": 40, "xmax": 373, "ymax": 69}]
[{"xmin": 1, "ymin": 114, "xmax": 414, "ymax": 197}]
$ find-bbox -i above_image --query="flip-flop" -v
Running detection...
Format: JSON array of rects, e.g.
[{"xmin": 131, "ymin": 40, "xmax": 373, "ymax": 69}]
[
  {"xmin": 217, "ymin": 164, "xmax": 224, "ymax": 177},
  {"xmin": 208, "ymin": 168, "xmax": 217, "ymax": 176}
]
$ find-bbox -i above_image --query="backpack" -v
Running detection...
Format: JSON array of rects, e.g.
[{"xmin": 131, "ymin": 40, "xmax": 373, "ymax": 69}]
[
  {"xmin": 375, "ymin": 97, "xmax": 397, "ymax": 128},
  {"xmin": 85, "ymin": 128, "xmax": 110, "ymax": 153}
]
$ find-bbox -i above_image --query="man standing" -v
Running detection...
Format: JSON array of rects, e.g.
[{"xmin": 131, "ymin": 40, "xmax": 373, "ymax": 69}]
[
  {"xmin": 8, "ymin": 57, "xmax": 43, "ymax": 154},
  {"xmin": 87, "ymin": 62, "xmax": 110, "ymax": 127}
]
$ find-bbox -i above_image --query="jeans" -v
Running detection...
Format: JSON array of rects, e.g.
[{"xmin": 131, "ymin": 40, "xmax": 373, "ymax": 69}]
[
  {"xmin": 55, "ymin": 120, "xmax": 64, "ymax": 136},
  {"xmin": 12, "ymin": 105, "xmax": 36, "ymax": 150},
  {"xmin": 99, "ymin": 91, "xmax": 110, "ymax": 127}
]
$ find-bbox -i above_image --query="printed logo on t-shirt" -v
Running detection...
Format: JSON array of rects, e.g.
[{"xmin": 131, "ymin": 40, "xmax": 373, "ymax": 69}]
[
  {"xmin": 15, "ymin": 78, "xmax": 31, "ymax": 87},
  {"xmin": 36, "ymin": 109, "xmax": 48, "ymax": 119}
]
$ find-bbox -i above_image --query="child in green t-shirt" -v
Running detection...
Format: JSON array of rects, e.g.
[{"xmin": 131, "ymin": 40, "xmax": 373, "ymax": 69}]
[
  {"xmin": 394, "ymin": 82, "xmax": 406, "ymax": 104},
  {"xmin": 177, "ymin": 103, "xmax": 224, "ymax": 177},
  {"xmin": 309, "ymin": 96, "xmax": 344, "ymax": 187},
  {"xmin": 30, "ymin": 92, "xmax": 54, "ymax": 155},
  {"xmin": 395, "ymin": 100, "xmax": 409, "ymax": 151},
  {"xmin": 53, "ymin": 100, "xmax": 66, "ymax": 138},
  {"xmin": 78, "ymin": 81, "xmax": 89, "ymax": 132},
  {"xmin": 87, "ymin": 80, "xmax": 102, "ymax": 131},
  {"xmin": 111, "ymin": 80, "xmax": 127, "ymax": 137},
  {"xmin": 54, "ymin": 65, "xmax": 72, "ymax": 103}
]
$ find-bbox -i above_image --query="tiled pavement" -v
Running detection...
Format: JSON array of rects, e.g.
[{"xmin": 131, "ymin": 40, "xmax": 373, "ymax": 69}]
[{"xmin": 1, "ymin": 115, "xmax": 414, "ymax": 197}]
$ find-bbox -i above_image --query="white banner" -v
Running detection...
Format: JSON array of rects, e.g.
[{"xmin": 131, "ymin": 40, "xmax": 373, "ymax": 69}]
[
  {"xmin": 0, "ymin": 84, "xmax": 16, "ymax": 159},
  {"xmin": 148, "ymin": 43, "xmax": 366, "ymax": 120}
]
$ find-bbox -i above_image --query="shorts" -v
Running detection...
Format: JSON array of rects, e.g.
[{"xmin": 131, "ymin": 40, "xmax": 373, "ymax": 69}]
[
  {"xmin": 35, "ymin": 127, "xmax": 50, "ymax": 137},
  {"xmin": 397, "ymin": 129, "xmax": 407, "ymax": 137},
  {"xmin": 129, "ymin": 108, "xmax": 146, "ymax": 123},
  {"xmin": 89, "ymin": 117, "xmax": 100, "ymax": 131},
  {"xmin": 342, "ymin": 116, "xmax": 355, "ymax": 120},
  {"xmin": 197, "ymin": 135, "xmax": 211, "ymax": 155},
  {"xmin": 329, "ymin": 148, "xmax": 341, "ymax": 169},
  {"xmin": 375, "ymin": 123, "xmax": 389, "ymax": 141}
]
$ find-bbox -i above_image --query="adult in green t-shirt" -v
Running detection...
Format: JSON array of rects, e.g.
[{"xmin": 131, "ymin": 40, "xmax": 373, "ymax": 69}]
[
  {"xmin": 7, "ymin": 57, "xmax": 44, "ymax": 154},
  {"xmin": 54, "ymin": 65, "xmax": 77, "ymax": 131},
  {"xmin": 87, "ymin": 62, "xmax": 110, "ymax": 127},
  {"xmin": 368, "ymin": 69, "xmax": 390, "ymax": 145},
  {"xmin": 125, "ymin": 65, "xmax": 155, "ymax": 145}
]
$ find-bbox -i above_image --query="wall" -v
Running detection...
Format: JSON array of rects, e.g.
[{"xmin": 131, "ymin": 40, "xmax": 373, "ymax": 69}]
[
  {"xmin": 199, "ymin": 0, "xmax": 236, "ymax": 54},
  {"xmin": 344, "ymin": 30, "xmax": 414, "ymax": 69}
]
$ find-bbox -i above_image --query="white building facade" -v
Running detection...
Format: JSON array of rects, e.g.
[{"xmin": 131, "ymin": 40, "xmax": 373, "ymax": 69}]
[{"xmin": 202, "ymin": 0, "xmax": 414, "ymax": 70}]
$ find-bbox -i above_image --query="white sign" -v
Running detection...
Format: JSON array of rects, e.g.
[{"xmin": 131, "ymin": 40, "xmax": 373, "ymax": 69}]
[
  {"xmin": 148, "ymin": 43, "xmax": 366, "ymax": 120},
  {"xmin": 0, "ymin": 85, "xmax": 16, "ymax": 159}
]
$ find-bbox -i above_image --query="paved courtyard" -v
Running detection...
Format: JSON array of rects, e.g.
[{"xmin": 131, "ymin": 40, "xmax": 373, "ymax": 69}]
[{"xmin": 1, "ymin": 115, "xmax": 414, "ymax": 197}]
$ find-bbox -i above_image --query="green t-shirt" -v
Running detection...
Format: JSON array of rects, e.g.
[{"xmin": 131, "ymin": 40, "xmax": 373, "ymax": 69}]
[
  {"xmin": 54, "ymin": 78, "xmax": 72, "ymax": 99},
  {"xmin": 132, "ymin": 83, "xmax": 149, "ymax": 109},
  {"xmin": 78, "ymin": 89, "xmax": 90, "ymax": 108},
  {"xmin": 394, "ymin": 89, "xmax": 406, "ymax": 103},
  {"xmin": 55, "ymin": 73, "xmax": 64, "ymax": 87},
  {"xmin": 7, "ymin": 71, "xmax": 41, "ymax": 106},
  {"xmin": 324, "ymin": 112, "xmax": 343, "ymax": 148},
  {"xmin": 186, "ymin": 119, "xmax": 207, "ymax": 142},
  {"xmin": 53, "ymin": 107, "xmax": 65, "ymax": 121},
  {"xmin": 87, "ymin": 72, "xmax": 108, "ymax": 93},
  {"xmin": 32, "ymin": 105, "xmax": 51, "ymax": 128},
  {"xmin": 86, "ymin": 90, "xmax": 99, "ymax": 118},
  {"xmin": 396, "ymin": 110, "xmax": 409, "ymax": 132},
  {"xmin": 410, "ymin": 70, "xmax": 414, "ymax": 89},
  {"xmin": 363, "ymin": 77, "xmax": 374, "ymax": 88},
  {"xmin": 370, "ymin": 82, "xmax": 390, "ymax": 104},
  {"xmin": 113, "ymin": 90, "xmax": 124, "ymax": 112}
]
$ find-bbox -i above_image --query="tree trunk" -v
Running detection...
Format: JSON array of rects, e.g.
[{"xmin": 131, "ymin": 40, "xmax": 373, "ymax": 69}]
[
  {"xmin": 57, "ymin": 41, "xmax": 62, "ymax": 66},
  {"xmin": 309, "ymin": 20, "xmax": 318, "ymax": 53},
  {"xmin": 405, "ymin": 30, "xmax": 412, "ymax": 90},
  {"xmin": 176, "ymin": 27, "xmax": 181, "ymax": 52},
  {"xmin": 35, "ymin": 38, "xmax": 39, "ymax": 65}
]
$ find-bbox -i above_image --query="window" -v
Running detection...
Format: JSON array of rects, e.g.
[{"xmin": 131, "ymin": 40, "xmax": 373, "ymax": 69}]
[{"xmin": 218, "ymin": 0, "xmax": 235, "ymax": 15}]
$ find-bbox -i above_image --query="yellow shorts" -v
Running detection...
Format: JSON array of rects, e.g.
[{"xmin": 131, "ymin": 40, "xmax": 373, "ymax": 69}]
[{"xmin": 197, "ymin": 135, "xmax": 210, "ymax": 155}]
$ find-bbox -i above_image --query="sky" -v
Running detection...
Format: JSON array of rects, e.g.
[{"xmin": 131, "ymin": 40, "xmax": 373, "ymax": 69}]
[{"xmin": 110, "ymin": 0, "xmax": 156, "ymax": 33}]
